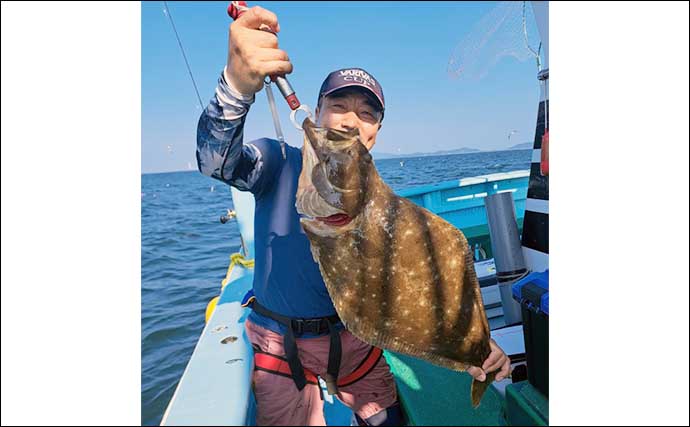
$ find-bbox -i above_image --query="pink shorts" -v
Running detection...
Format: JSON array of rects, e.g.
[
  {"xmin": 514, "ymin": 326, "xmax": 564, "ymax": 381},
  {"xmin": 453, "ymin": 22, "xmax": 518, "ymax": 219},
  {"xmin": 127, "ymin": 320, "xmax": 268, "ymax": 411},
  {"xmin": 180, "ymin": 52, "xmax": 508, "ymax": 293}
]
[{"xmin": 245, "ymin": 318, "xmax": 398, "ymax": 426}]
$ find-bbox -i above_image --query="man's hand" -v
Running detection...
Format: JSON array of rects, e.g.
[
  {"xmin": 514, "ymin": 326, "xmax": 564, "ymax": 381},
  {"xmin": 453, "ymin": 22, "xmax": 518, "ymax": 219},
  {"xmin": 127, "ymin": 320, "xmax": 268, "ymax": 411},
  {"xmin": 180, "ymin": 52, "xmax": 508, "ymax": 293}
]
[
  {"xmin": 226, "ymin": 6, "xmax": 293, "ymax": 97},
  {"xmin": 467, "ymin": 339, "xmax": 511, "ymax": 382}
]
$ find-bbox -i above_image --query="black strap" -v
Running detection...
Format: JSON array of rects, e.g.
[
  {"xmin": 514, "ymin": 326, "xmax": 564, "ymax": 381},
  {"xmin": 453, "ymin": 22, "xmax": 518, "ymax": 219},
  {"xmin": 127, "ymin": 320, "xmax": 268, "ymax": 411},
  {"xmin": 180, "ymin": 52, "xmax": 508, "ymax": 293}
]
[
  {"xmin": 323, "ymin": 318, "xmax": 342, "ymax": 395},
  {"xmin": 497, "ymin": 268, "xmax": 528, "ymax": 283},
  {"xmin": 283, "ymin": 322, "xmax": 308, "ymax": 390},
  {"xmin": 249, "ymin": 299, "xmax": 342, "ymax": 394}
]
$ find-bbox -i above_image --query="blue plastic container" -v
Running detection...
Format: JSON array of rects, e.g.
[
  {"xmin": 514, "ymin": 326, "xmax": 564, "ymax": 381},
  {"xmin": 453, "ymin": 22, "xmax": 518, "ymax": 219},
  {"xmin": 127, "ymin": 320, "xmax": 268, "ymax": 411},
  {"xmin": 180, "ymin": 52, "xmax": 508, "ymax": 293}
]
[{"xmin": 512, "ymin": 269, "xmax": 549, "ymax": 396}]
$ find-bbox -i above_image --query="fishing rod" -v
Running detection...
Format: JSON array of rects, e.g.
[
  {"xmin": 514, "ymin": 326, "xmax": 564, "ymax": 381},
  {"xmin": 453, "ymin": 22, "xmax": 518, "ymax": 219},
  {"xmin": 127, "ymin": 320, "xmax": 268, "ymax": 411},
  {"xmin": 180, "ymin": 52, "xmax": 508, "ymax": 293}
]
[
  {"xmin": 162, "ymin": 2, "xmax": 254, "ymax": 255},
  {"xmin": 162, "ymin": 1, "xmax": 204, "ymax": 110}
]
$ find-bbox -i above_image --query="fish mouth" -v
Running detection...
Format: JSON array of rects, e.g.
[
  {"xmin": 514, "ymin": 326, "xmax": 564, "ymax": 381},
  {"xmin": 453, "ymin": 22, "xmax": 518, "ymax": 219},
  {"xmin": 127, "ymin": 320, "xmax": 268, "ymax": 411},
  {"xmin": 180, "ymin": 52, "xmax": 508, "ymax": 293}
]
[
  {"xmin": 316, "ymin": 213, "xmax": 352, "ymax": 226},
  {"xmin": 300, "ymin": 212, "xmax": 357, "ymax": 237}
]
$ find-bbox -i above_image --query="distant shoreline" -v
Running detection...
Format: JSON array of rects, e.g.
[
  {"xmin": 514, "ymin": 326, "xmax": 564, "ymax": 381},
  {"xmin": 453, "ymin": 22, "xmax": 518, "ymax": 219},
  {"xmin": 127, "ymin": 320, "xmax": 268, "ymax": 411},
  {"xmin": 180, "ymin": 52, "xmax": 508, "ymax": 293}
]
[
  {"xmin": 142, "ymin": 148, "xmax": 533, "ymax": 175},
  {"xmin": 371, "ymin": 147, "xmax": 532, "ymax": 160}
]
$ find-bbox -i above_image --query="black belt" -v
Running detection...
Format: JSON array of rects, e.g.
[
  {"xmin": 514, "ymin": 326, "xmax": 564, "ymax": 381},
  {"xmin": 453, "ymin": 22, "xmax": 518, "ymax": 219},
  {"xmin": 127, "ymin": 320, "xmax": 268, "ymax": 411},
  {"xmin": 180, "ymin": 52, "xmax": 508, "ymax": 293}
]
[{"xmin": 249, "ymin": 300, "xmax": 342, "ymax": 395}]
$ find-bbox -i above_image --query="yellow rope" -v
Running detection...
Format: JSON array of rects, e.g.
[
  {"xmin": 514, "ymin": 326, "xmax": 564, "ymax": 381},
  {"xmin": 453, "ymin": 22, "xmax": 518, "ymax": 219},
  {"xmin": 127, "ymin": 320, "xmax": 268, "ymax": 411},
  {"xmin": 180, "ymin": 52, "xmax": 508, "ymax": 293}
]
[
  {"xmin": 206, "ymin": 252, "xmax": 255, "ymax": 323},
  {"xmin": 221, "ymin": 252, "xmax": 255, "ymax": 289}
]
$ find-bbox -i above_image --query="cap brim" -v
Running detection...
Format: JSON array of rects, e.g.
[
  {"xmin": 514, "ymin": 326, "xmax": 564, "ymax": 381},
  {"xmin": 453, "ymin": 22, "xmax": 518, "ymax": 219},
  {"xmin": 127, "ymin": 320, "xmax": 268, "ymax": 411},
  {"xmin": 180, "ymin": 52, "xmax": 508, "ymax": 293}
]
[{"xmin": 321, "ymin": 82, "xmax": 384, "ymax": 112}]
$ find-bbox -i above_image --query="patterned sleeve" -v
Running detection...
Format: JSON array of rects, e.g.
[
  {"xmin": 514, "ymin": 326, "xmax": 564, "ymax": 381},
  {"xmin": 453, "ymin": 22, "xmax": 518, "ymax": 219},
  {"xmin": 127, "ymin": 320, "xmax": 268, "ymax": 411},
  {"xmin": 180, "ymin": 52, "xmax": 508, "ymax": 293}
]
[{"xmin": 196, "ymin": 70, "xmax": 283, "ymax": 196}]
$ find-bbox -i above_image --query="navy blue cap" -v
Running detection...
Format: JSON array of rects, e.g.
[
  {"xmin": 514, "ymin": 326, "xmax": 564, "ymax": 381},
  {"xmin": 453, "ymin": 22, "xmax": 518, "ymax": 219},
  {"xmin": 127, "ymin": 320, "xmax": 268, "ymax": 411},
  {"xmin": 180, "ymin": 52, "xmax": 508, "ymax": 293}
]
[{"xmin": 318, "ymin": 68, "xmax": 385, "ymax": 115}]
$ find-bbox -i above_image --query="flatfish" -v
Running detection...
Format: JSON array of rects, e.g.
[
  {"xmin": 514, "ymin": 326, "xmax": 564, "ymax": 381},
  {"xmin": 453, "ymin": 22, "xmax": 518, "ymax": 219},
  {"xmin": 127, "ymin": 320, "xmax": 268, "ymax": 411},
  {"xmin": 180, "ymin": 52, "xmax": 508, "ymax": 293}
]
[{"xmin": 295, "ymin": 118, "xmax": 496, "ymax": 407}]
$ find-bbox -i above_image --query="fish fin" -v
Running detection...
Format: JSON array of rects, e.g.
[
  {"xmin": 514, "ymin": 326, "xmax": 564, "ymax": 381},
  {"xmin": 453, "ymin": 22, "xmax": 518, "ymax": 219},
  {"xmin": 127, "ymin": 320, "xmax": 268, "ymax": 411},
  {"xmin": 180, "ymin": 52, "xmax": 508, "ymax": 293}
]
[{"xmin": 470, "ymin": 370, "xmax": 497, "ymax": 408}]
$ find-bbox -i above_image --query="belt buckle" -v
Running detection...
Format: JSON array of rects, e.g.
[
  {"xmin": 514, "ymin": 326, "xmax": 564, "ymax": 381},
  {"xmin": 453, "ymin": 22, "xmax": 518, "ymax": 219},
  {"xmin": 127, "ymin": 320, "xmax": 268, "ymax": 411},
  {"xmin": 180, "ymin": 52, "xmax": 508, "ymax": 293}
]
[
  {"xmin": 304, "ymin": 319, "xmax": 324, "ymax": 335},
  {"xmin": 291, "ymin": 319, "xmax": 305, "ymax": 336}
]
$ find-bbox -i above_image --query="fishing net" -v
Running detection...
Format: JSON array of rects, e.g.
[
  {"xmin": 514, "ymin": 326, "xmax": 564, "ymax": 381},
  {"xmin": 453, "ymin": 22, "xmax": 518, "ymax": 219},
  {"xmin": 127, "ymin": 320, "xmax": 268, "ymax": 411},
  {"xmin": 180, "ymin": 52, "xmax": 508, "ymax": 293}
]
[{"xmin": 447, "ymin": 1, "xmax": 541, "ymax": 81}]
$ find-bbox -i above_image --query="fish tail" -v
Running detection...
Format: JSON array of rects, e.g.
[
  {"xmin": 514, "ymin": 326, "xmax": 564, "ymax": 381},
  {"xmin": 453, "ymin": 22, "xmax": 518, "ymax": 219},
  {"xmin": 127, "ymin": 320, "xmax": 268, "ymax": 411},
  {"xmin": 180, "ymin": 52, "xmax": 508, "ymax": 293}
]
[{"xmin": 470, "ymin": 370, "xmax": 497, "ymax": 408}]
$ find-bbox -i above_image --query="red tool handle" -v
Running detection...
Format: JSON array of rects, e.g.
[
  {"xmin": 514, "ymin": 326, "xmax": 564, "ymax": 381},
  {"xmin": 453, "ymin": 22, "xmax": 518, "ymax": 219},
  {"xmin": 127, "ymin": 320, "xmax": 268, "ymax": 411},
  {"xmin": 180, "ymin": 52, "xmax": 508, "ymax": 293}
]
[
  {"xmin": 227, "ymin": 1, "xmax": 248, "ymax": 21},
  {"xmin": 227, "ymin": 1, "xmax": 301, "ymax": 110}
]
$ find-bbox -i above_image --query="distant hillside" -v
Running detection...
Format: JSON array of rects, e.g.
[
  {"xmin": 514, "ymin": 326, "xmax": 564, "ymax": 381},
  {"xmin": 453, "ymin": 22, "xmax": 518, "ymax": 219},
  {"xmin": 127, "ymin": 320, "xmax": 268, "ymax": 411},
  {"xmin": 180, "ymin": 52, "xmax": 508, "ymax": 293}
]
[
  {"xmin": 507, "ymin": 142, "xmax": 533, "ymax": 150},
  {"xmin": 372, "ymin": 147, "xmax": 481, "ymax": 160}
]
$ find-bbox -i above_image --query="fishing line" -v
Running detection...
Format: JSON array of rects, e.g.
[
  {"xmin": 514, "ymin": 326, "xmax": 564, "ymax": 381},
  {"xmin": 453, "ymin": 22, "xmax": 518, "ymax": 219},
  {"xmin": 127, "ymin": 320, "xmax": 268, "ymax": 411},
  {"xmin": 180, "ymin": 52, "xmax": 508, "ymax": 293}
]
[{"xmin": 163, "ymin": 1, "xmax": 205, "ymax": 110}]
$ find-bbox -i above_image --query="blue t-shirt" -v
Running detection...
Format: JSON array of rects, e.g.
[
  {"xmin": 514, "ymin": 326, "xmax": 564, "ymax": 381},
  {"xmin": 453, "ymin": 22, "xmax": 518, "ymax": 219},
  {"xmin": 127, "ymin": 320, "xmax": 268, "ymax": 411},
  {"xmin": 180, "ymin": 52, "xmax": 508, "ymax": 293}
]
[
  {"xmin": 246, "ymin": 138, "xmax": 343, "ymax": 336},
  {"xmin": 196, "ymin": 98, "xmax": 343, "ymax": 337}
]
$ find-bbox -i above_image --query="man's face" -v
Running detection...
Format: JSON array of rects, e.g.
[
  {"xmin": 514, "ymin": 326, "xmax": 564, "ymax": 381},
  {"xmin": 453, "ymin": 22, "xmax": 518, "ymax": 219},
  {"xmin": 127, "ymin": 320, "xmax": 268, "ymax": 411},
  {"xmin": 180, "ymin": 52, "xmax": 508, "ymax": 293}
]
[{"xmin": 315, "ymin": 88, "xmax": 382, "ymax": 151}]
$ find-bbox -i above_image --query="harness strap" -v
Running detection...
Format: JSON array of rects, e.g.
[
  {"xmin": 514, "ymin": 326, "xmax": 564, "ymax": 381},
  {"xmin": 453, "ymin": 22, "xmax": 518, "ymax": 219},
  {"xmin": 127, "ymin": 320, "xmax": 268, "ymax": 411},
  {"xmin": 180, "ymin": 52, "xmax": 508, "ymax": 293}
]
[
  {"xmin": 323, "ymin": 318, "xmax": 342, "ymax": 395},
  {"xmin": 284, "ymin": 320, "xmax": 308, "ymax": 390},
  {"xmin": 248, "ymin": 299, "xmax": 341, "ymax": 394},
  {"xmin": 253, "ymin": 343, "xmax": 383, "ymax": 389},
  {"xmin": 337, "ymin": 346, "xmax": 383, "ymax": 388},
  {"xmin": 253, "ymin": 352, "xmax": 319, "ymax": 385}
]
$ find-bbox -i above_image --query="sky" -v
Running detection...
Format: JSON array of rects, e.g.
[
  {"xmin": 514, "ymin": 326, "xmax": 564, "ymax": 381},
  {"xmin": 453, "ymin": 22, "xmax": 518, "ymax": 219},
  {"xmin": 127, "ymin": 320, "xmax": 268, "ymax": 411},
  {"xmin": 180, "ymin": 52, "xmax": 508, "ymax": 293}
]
[{"xmin": 142, "ymin": 1, "xmax": 543, "ymax": 173}]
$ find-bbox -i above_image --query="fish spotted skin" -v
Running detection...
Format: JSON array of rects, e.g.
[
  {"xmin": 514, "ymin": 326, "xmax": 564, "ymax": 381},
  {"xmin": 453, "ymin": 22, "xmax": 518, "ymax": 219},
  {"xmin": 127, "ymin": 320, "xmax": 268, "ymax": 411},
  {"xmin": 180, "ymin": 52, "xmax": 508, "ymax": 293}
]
[{"xmin": 296, "ymin": 118, "xmax": 495, "ymax": 407}]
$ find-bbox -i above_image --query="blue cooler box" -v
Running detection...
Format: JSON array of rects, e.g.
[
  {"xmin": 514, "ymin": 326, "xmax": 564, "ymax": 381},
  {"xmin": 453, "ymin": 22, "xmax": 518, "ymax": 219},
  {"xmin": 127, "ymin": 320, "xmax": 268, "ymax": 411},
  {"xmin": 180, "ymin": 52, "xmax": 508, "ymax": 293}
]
[{"xmin": 512, "ymin": 270, "xmax": 549, "ymax": 397}]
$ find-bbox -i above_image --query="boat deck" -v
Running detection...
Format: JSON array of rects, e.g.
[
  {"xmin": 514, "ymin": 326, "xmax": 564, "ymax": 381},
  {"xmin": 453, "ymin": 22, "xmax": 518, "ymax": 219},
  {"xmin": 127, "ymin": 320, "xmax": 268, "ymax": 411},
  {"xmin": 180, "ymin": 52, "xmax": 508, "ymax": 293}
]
[{"xmin": 162, "ymin": 172, "xmax": 529, "ymax": 426}]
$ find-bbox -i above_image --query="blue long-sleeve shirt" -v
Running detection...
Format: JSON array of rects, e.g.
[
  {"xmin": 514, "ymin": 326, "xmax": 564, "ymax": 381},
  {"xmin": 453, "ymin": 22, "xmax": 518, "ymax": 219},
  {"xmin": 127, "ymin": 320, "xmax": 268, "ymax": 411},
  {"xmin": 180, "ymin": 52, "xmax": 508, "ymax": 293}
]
[{"xmin": 196, "ymin": 71, "xmax": 341, "ymax": 336}]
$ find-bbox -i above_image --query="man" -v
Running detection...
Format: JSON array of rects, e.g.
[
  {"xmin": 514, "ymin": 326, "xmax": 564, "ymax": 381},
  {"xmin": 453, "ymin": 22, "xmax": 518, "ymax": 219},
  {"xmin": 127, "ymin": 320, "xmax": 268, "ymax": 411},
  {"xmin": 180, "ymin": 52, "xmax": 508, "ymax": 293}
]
[{"xmin": 196, "ymin": 6, "xmax": 511, "ymax": 426}]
